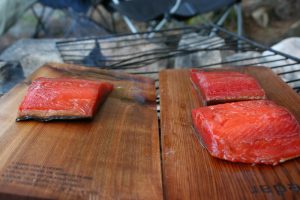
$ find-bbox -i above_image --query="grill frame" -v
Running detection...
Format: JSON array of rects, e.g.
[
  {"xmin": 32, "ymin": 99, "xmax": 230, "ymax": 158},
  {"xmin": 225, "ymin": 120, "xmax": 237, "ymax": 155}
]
[{"xmin": 56, "ymin": 23, "xmax": 300, "ymax": 95}]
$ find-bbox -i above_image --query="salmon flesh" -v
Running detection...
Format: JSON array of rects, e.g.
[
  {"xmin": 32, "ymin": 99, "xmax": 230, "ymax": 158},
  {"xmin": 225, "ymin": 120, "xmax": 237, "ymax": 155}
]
[
  {"xmin": 192, "ymin": 100, "xmax": 300, "ymax": 165},
  {"xmin": 190, "ymin": 70, "xmax": 266, "ymax": 105},
  {"xmin": 17, "ymin": 77, "xmax": 113, "ymax": 121}
]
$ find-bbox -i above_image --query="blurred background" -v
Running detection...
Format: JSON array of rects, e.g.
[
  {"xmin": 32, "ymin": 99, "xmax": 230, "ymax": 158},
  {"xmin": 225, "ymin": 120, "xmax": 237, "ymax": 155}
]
[{"xmin": 0, "ymin": 0, "xmax": 300, "ymax": 53}]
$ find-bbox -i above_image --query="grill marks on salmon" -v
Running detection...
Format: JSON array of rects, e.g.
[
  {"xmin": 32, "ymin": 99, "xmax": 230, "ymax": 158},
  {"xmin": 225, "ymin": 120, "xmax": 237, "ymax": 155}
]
[
  {"xmin": 192, "ymin": 100, "xmax": 300, "ymax": 165},
  {"xmin": 17, "ymin": 77, "xmax": 113, "ymax": 121},
  {"xmin": 190, "ymin": 70, "xmax": 266, "ymax": 105}
]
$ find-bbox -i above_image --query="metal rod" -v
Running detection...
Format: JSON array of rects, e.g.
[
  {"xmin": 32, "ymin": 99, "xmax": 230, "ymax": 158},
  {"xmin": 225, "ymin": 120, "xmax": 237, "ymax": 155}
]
[
  {"xmin": 270, "ymin": 62, "xmax": 300, "ymax": 69},
  {"xmin": 211, "ymin": 24, "xmax": 300, "ymax": 62},
  {"xmin": 235, "ymin": 2, "xmax": 243, "ymax": 37},
  {"xmin": 278, "ymin": 69, "xmax": 300, "ymax": 75},
  {"xmin": 286, "ymin": 79, "xmax": 300, "ymax": 83}
]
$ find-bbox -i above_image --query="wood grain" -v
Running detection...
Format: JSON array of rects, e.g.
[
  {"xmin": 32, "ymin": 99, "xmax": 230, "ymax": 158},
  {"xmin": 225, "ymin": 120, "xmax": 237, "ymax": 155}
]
[
  {"xmin": 160, "ymin": 67, "xmax": 300, "ymax": 200},
  {"xmin": 0, "ymin": 63, "xmax": 163, "ymax": 200}
]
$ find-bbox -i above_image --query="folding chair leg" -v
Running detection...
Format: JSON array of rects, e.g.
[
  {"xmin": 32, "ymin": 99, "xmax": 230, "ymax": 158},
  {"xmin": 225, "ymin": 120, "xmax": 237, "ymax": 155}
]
[
  {"xmin": 123, "ymin": 15, "xmax": 138, "ymax": 33},
  {"xmin": 148, "ymin": 0, "xmax": 182, "ymax": 38},
  {"xmin": 234, "ymin": 2, "xmax": 243, "ymax": 37},
  {"xmin": 113, "ymin": 0, "xmax": 182, "ymax": 35},
  {"xmin": 112, "ymin": 0, "xmax": 138, "ymax": 33},
  {"xmin": 32, "ymin": 5, "xmax": 47, "ymax": 38},
  {"xmin": 216, "ymin": 8, "xmax": 231, "ymax": 27},
  {"xmin": 209, "ymin": 7, "xmax": 231, "ymax": 36},
  {"xmin": 111, "ymin": 12, "xmax": 116, "ymax": 33},
  {"xmin": 148, "ymin": 17, "xmax": 168, "ymax": 38}
]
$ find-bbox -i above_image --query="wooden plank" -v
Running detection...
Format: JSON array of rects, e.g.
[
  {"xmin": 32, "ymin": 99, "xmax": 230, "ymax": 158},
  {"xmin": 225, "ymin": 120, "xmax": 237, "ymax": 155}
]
[
  {"xmin": 0, "ymin": 63, "xmax": 163, "ymax": 200},
  {"xmin": 160, "ymin": 67, "xmax": 300, "ymax": 200}
]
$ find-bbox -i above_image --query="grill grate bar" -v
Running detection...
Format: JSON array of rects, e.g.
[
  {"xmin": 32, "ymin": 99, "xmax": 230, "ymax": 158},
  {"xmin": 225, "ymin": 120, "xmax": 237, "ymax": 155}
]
[
  {"xmin": 286, "ymin": 79, "xmax": 300, "ymax": 83},
  {"xmin": 269, "ymin": 62, "xmax": 300, "ymax": 70},
  {"xmin": 278, "ymin": 69, "xmax": 300, "ymax": 76}
]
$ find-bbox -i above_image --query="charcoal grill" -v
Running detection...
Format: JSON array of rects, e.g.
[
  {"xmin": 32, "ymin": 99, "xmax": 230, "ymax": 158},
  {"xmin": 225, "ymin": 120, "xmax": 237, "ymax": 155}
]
[{"xmin": 56, "ymin": 24, "xmax": 300, "ymax": 97}]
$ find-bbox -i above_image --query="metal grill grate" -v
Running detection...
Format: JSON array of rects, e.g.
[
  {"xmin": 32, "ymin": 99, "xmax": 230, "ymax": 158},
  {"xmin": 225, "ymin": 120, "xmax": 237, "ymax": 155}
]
[{"xmin": 56, "ymin": 24, "xmax": 300, "ymax": 95}]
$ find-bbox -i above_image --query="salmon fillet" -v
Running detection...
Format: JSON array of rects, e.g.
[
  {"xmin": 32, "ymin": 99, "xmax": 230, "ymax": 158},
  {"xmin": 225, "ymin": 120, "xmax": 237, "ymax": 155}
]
[
  {"xmin": 190, "ymin": 70, "xmax": 266, "ymax": 105},
  {"xmin": 17, "ymin": 77, "xmax": 113, "ymax": 121},
  {"xmin": 192, "ymin": 100, "xmax": 300, "ymax": 165}
]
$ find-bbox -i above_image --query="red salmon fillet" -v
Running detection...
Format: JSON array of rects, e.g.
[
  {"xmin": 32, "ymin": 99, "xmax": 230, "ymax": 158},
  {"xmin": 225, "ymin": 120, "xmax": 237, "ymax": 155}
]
[
  {"xmin": 17, "ymin": 77, "xmax": 113, "ymax": 121},
  {"xmin": 192, "ymin": 100, "xmax": 300, "ymax": 165},
  {"xmin": 190, "ymin": 70, "xmax": 266, "ymax": 105}
]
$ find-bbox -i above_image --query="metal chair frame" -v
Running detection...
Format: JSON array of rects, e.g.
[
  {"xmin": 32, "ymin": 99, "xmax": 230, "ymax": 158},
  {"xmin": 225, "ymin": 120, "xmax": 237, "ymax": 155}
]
[{"xmin": 111, "ymin": 0, "xmax": 243, "ymax": 37}]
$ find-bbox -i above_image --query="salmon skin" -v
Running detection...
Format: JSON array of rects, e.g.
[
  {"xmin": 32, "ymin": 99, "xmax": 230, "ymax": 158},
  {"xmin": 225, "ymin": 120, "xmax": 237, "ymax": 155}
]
[
  {"xmin": 190, "ymin": 70, "xmax": 266, "ymax": 105},
  {"xmin": 192, "ymin": 100, "xmax": 300, "ymax": 165},
  {"xmin": 17, "ymin": 77, "xmax": 113, "ymax": 122}
]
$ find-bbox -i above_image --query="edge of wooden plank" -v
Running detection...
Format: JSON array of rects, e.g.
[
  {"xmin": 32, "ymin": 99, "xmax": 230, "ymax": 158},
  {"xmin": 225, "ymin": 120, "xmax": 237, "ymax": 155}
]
[
  {"xmin": 159, "ymin": 67, "xmax": 300, "ymax": 200},
  {"xmin": 0, "ymin": 63, "xmax": 163, "ymax": 200}
]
